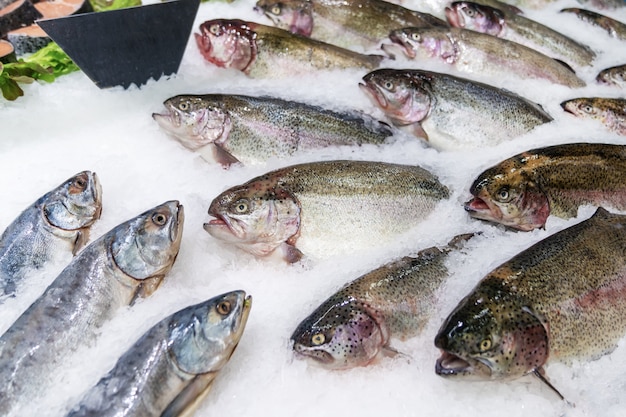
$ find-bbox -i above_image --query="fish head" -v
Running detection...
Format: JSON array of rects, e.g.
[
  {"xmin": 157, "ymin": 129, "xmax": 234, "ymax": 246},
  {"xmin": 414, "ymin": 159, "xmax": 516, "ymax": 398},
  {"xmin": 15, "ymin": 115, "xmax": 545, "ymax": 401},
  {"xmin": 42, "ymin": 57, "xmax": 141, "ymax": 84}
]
[
  {"xmin": 254, "ymin": 0, "xmax": 313, "ymax": 36},
  {"xmin": 387, "ymin": 28, "xmax": 458, "ymax": 64},
  {"xmin": 152, "ymin": 95, "xmax": 231, "ymax": 151},
  {"xmin": 464, "ymin": 158, "xmax": 550, "ymax": 231},
  {"xmin": 291, "ymin": 297, "xmax": 387, "ymax": 369},
  {"xmin": 42, "ymin": 170, "xmax": 103, "ymax": 237},
  {"xmin": 169, "ymin": 290, "xmax": 252, "ymax": 375},
  {"xmin": 195, "ymin": 19, "xmax": 258, "ymax": 73},
  {"xmin": 435, "ymin": 277, "xmax": 549, "ymax": 380},
  {"xmin": 596, "ymin": 68, "xmax": 626, "ymax": 86},
  {"xmin": 360, "ymin": 69, "xmax": 432, "ymax": 126},
  {"xmin": 561, "ymin": 98, "xmax": 603, "ymax": 122},
  {"xmin": 445, "ymin": 1, "xmax": 505, "ymax": 36},
  {"xmin": 204, "ymin": 181, "xmax": 301, "ymax": 259},
  {"xmin": 111, "ymin": 201, "xmax": 184, "ymax": 281}
]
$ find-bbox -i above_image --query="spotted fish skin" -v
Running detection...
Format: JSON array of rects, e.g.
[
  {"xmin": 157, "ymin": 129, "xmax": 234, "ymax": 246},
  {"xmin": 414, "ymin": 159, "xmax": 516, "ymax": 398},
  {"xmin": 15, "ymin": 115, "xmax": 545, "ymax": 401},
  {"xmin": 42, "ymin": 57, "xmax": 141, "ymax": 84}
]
[
  {"xmin": 291, "ymin": 234, "xmax": 473, "ymax": 369},
  {"xmin": 435, "ymin": 208, "xmax": 626, "ymax": 388},
  {"xmin": 561, "ymin": 8, "xmax": 626, "ymax": 41},
  {"xmin": 65, "ymin": 291, "xmax": 251, "ymax": 417},
  {"xmin": 561, "ymin": 97, "xmax": 626, "ymax": 136},
  {"xmin": 465, "ymin": 143, "xmax": 626, "ymax": 230},
  {"xmin": 0, "ymin": 171, "xmax": 102, "ymax": 300}
]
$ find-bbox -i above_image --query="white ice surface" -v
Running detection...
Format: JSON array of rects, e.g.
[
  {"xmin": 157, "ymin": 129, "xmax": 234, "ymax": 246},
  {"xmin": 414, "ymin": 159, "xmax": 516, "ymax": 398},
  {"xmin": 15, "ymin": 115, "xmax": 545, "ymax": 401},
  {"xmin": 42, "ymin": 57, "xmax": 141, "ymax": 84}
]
[{"xmin": 1, "ymin": 0, "xmax": 626, "ymax": 416}]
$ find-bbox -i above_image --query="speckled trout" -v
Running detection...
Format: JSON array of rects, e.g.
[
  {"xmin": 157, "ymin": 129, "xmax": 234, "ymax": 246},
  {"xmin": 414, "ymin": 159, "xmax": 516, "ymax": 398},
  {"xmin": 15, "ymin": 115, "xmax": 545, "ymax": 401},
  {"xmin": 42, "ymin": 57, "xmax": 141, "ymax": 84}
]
[
  {"xmin": 291, "ymin": 234, "xmax": 473, "ymax": 369},
  {"xmin": 385, "ymin": 26, "xmax": 586, "ymax": 88},
  {"xmin": 194, "ymin": 19, "xmax": 384, "ymax": 78},
  {"xmin": 465, "ymin": 143, "xmax": 626, "ymax": 230},
  {"xmin": 446, "ymin": 2, "xmax": 596, "ymax": 68},
  {"xmin": 0, "ymin": 171, "xmax": 102, "ymax": 300},
  {"xmin": 65, "ymin": 291, "xmax": 251, "ymax": 417},
  {"xmin": 561, "ymin": 97, "xmax": 626, "ymax": 136},
  {"xmin": 0, "ymin": 201, "xmax": 184, "ymax": 417},
  {"xmin": 435, "ymin": 208, "xmax": 626, "ymax": 398},
  {"xmin": 359, "ymin": 68, "xmax": 552, "ymax": 150},
  {"xmin": 561, "ymin": 8, "xmax": 626, "ymax": 41},
  {"xmin": 204, "ymin": 160, "xmax": 449, "ymax": 262},
  {"xmin": 254, "ymin": 0, "xmax": 446, "ymax": 51},
  {"xmin": 152, "ymin": 94, "xmax": 392, "ymax": 166},
  {"xmin": 596, "ymin": 64, "xmax": 626, "ymax": 87}
]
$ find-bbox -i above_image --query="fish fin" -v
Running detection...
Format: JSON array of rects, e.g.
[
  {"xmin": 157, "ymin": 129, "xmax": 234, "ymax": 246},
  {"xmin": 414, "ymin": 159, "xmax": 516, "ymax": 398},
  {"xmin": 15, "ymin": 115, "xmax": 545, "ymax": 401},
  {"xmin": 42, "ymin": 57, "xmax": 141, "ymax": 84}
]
[
  {"xmin": 531, "ymin": 368, "xmax": 573, "ymax": 406},
  {"xmin": 382, "ymin": 345, "xmax": 412, "ymax": 362},
  {"xmin": 212, "ymin": 144, "xmax": 242, "ymax": 168},
  {"xmin": 72, "ymin": 229, "xmax": 89, "ymax": 255},
  {"xmin": 162, "ymin": 373, "xmax": 218, "ymax": 417},
  {"xmin": 280, "ymin": 242, "xmax": 304, "ymax": 263},
  {"xmin": 130, "ymin": 274, "xmax": 165, "ymax": 304},
  {"xmin": 410, "ymin": 123, "xmax": 429, "ymax": 141}
]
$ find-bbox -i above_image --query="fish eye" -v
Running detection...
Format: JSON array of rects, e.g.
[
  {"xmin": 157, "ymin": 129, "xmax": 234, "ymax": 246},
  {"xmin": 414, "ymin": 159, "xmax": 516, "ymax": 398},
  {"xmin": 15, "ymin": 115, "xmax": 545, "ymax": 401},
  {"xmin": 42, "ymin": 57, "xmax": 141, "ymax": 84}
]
[
  {"xmin": 410, "ymin": 32, "xmax": 420, "ymax": 41},
  {"xmin": 465, "ymin": 7, "xmax": 476, "ymax": 17},
  {"xmin": 271, "ymin": 4, "xmax": 281, "ymax": 15},
  {"xmin": 232, "ymin": 200, "xmax": 249, "ymax": 214},
  {"xmin": 383, "ymin": 81, "xmax": 394, "ymax": 90},
  {"xmin": 179, "ymin": 102, "xmax": 189, "ymax": 111},
  {"xmin": 217, "ymin": 300, "xmax": 232, "ymax": 315},
  {"xmin": 580, "ymin": 104, "xmax": 596, "ymax": 114},
  {"xmin": 495, "ymin": 187, "xmax": 510, "ymax": 202},
  {"xmin": 209, "ymin": 24, "xmax": 221, "ymax": 35},
  {"xmin": 74, "ymin": 177, "xmax": 87, "ymax": 188},
  {"xmin": 311, "ymin": 333, "xmax": 325, "ymax": 345},
  {"xmin": 479, "ymin": 338, "xmax": 492, "ymax": 352},
  {"xmin": 152, "ymin": 212, "xmax": 168, "ymax": 226}
]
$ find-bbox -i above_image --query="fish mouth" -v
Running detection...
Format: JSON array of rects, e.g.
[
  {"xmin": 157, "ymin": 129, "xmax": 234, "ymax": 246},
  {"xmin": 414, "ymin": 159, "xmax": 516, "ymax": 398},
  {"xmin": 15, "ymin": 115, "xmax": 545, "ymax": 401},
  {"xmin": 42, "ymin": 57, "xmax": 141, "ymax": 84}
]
[
  {"xmin": 203, "ymin": 215, "xmax": 244, "ymax": 242},
  {"xmin": 435, "ymin": 351, "xmax": 492, "ymax": 378},
  {"xmin": 387, "ymin": 32, "xmax": 415, "ymax": 59},
  {"xmin": 444, "ymin": 7, "xmax": 462, "ymax": 27},
  {"xmin": 464, "ymin": 196, "xmax": 502, "ymax": 222},
  {"xmin": 358, "ymin": 82, "xmax": 388, "ymax": 110},
  {"xmin": 293, "ymin": 343, "xmax": 335, "ymax": 366},
  {"xmin": 560, "ymin": 100, "xmax": 576, "ymax": 115}
]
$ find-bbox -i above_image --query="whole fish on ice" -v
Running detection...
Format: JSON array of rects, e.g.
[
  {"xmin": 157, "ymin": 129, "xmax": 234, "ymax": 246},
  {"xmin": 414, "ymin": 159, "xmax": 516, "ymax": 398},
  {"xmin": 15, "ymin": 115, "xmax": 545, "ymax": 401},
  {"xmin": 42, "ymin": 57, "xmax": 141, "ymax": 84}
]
[
  {"xmin": 561, "ymin": 97, "xmax": 626, "ymax": 135},
  {"xmin": 0, "ymin": 201, "xmax": 184, "ymax": 417},
  {"xmin": 66, "ymin": 290, "xmax": 251, "ymax": 417},
  {"xmin": 204, "ymin": 160, "xmax": 449, "ymax": 262},
  {"xmin": 152, "ymin": 94, "xmax": 393, "ymax": 166},
  {"xmin": 435, "ymin": 207, "xmax": 626, "ymax": 398},
  {"xmin": 292, "ymin": 234, "xmax": 473, "ymax": 369},
  {"xmin": 359, "ymin": 68, "xmax": 552, "ymax": 150},
  {"xmin": 0, "ymin": 170, "xmax": 102, "ymax": 300},
  {"xmin": 561, "ymin": 8, "xmax": 626, "ymax": 41},
  {"xmin": 384, "ymin": 26, "xmax": 586, "ymax": 88},
  {"xmin": 254, "ymin": 0, "xmax": 446, "ymax": 51},
  {"xmin": 446, "ymin": 1, "xmax": 596, "ymax": 68},
  {"xmin": 194, "ymin": 19, "xmax": 384, "ymax": 78},
  {"xmin": 465, "ymin": 143, "xmax": 626, "ymax": 230}
]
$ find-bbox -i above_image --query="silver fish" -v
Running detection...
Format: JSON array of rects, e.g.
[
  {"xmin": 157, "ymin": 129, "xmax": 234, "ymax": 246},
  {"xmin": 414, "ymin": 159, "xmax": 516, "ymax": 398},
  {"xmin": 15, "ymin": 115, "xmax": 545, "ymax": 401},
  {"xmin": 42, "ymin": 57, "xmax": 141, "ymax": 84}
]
[
  {"xmin": 0, "ymin": 171, "xmax": 102, "ymax": 300},
  {"xmin": 204, "ymin": 160, "xmax": 449, "ymax": 262},
  {"xmin": 65, "ymin": 291, "xmax": 251, "ymax": 417},
  {"xmin": 292, "ymin": 234, "xmax": 473, "ymax": 370},
  {"xmin": 561, "ymin": 8, "xmax": 626, "ymax": 41},
  {"xmin": 0, "ymin": 201, "xmax": 184, "ymax": 417},
  {"xmin": 152, "ymin": 94, "xmax": 392, "ymax": 166}
]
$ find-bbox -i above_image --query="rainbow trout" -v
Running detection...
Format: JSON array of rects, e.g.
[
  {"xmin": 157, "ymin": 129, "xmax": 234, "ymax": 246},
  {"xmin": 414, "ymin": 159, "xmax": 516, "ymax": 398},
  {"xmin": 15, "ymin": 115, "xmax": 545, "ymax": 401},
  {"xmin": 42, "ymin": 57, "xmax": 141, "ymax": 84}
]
[
  {"xmin": 359, "ymin": 68, "xmax": 552, "ymax": 150},
  {"xmin": 561, "ymin": 97, "xmax": 626, "ymax": 136},
  {"xmin": 465, "ymin": 143, "xmax": 626, "ymax": 230},
  {"xmin": 194, "ymin": 19, "xmax": 384, "ymax": 78},
  {"xmin": 435, "ymin": 208, "xmax": 626, "ymax": 399},
  {"xmin": 254, "ymin": 0, "xmax": 446, "ymax": 51},
  {"xmin": 0, "ymin": 171, "xmax": 102, "ymax": 300},
  {"xmin": 596, "ymin": 63, "xmax": 626, "ymax": 87},
  {"xmin": 291, "ymin": 234, "xmax": 473, "ymax": 369},
  {"xmin": 384, "ymin": 26, "xmax": 586, "ymax": 88},
  {"xmin": 152, "ymin": 94, "xmax": 392, "ymax": 166},
  {"xmin": 561, "ymin": 8, "xmax": 626, "ymax": 41},
  {"xmin": 446, "ymin": 2, "xmax": 596, "ymax": 68},
  {"xmin": 204, "ymin": 160, "xmax": 449, "ymax": 262},
  {"xmin": 0, "ymin": 201, "xmax": 184, "ymax": 417},
  {"xmin": 65, "ymin": 291, "xmax": 251, "ymax": 417}
]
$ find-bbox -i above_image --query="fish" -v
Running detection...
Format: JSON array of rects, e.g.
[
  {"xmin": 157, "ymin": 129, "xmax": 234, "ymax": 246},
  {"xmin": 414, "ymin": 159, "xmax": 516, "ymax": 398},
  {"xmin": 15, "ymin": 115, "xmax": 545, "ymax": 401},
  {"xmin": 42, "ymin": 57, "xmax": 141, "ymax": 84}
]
[
  {"xmin": 384, "ymin": 26, "xmax": 586, "ymax": 88},
  {"xmin": 596, "ymin": 63, "xmax": 626, "ymax": 87},
  {"xmin": 561, "ymin": 97, "xmax": 626, "ymax": 135},
  {"xmin": 359, "ymin": 68, "xmax": 552, "ymax": 150},
  {"xmin": 435, "ymin": 207, "xmax": 626, "ymax": 399},
  {"xmin": 464, "ymin": 143, "xmax": 626, "ymax": 231},
  {"xmin": 560, "ymin": 8, "xmax": 626, "ymax": 41},
  {"xmin": 204, "ymin": 160, "xmax": 449, "ymax": 263},
  {"xmin": 152, "ymin": 94, "xmax": 393, "ymax": 166},
  {"xmin": 0, "ymin": 201, "xmax": 184, "ymax": 417},
  {"xmin": 575, "ymin": 0, "xmax": 625, "ymax": 10},
  {"xmin": 65, "ymin": 290, "xmax": 251, "ymax": 417},
  {"xmin": 446, "ymin": 2, "xmax": 596, "ymax": 68},
  {"xmin": 403, "ymin": 0, "xmax": 522, "ymax": 20},
  {"xmin": 0, "ymin": 170, "xmax": 102, "ymax": 300},
  {"xmin": 291, "ymin": 234, "xmax": 474, "ymax": 370},
  {"xmin": 194, "ymin": 19, "xmax": 384, "ymax": 78},
  {"xmin": 254, "ymin": 0, "xmax": 446, "ymax": 51}
]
